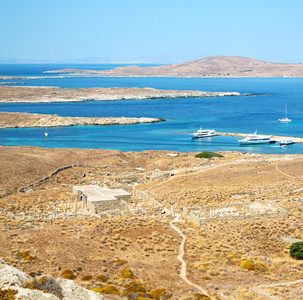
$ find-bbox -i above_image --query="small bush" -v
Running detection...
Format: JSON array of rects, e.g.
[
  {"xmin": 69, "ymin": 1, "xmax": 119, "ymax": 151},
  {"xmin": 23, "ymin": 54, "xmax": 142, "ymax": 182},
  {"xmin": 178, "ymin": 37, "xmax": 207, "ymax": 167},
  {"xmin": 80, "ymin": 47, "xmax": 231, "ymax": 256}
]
[
  {"xmin": 16, "ymin": 251, "xmax": 35, "ymax": 261},
  {"xmin": 96, "ymin": 275, "xmax": 108, "ymax": 282},
  {"xmin": 92, "ymin": 285, "xmax": 120, "ymax": 295},
  {"xmin": 123, "ymin": 281, "xmax": 147, "ymax": 298},
  {"xmin": 195, "ymin": 151, "xmax": 223, "ymax": 158},
  {"xmin": 290, "ymin": 242, "xmax": 303, "ymax": 259},
  {"xmin": 61, "ymin": 269, "xmax": 76, "ymax": 279},
  {"xmin": 81, "ymin": 275, "xmax": 93, "ymax": 281},
  {"xmin": 149, "ymin": 288, "xmax": 166, "ymax": 299},
  {"xmin": 193, "ymin": 293, "xmax": 211, "ymax": 300},
  {"xmin": 112, "ymin": 259, "xmax": 127, "ymax": 266},
  {"xmin": 120, "ymin": 268, "xmax": 137, "ymax": 279},
  {"xmin": 0, "ymin": 288, "xmax": 17, "ymax": 300}
]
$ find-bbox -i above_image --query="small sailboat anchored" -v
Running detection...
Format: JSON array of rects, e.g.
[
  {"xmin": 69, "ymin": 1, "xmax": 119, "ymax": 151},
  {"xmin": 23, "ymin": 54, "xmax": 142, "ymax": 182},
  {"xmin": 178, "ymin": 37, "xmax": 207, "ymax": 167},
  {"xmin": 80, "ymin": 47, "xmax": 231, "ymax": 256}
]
[
  {"xmin": 279, "ymin": 103, "xmax": 291, "ymax": 122},
  {"xmin": 44, "ymin": 127, "xmax": 48, "ymax": 137}
]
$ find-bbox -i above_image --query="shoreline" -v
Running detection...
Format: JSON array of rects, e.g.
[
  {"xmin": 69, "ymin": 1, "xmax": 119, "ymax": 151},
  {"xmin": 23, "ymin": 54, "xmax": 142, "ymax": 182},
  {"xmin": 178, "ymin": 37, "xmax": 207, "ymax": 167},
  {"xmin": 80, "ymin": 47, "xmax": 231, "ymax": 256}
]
[
  {"xmin": 0, "ymin": 112, "xmax": 301, "ymax": 145},
  {"xmin": 0, "ymin": 86, "xmax": 240, "ymax": 103},
  {"xmin": 0, "ymin": 112, "xmax": 165, "ymax": 128}
]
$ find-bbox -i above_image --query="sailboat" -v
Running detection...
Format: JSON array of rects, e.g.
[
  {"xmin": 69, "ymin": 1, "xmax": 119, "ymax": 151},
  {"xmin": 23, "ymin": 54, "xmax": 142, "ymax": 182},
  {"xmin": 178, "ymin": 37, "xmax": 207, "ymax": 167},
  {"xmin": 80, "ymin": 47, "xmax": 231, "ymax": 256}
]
[
  {"xmin": 278, "ymin": 103, "xmax": 291, "ymax": 122},
  {"xmin": 44, "ymin": 127, "xmax": 48, "ymax": 137}
]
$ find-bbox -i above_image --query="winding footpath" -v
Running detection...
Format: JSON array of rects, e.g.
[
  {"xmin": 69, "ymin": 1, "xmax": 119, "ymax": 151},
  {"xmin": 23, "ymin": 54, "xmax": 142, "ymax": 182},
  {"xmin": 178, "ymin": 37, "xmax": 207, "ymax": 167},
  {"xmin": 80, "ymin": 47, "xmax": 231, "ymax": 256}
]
[{"xmin": 170, "ymin": 215, "xmax": 213, "ymax": 299}]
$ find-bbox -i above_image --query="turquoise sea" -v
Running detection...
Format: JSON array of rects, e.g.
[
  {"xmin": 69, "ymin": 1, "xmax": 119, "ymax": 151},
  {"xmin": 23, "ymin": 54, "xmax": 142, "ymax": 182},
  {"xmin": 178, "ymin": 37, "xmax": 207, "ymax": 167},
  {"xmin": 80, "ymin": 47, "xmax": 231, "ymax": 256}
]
[{"xmin": 0, "ymin": 64, "xmax": 303, "ymax": 154}]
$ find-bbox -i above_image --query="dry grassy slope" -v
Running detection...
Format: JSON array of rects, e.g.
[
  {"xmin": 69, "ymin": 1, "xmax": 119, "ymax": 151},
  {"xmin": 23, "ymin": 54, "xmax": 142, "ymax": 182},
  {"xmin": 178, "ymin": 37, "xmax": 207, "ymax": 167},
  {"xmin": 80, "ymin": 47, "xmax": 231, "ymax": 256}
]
[
  {"xmin": 0, "ymin": 146, "xmax": 147, "ymax": 197},
  {"xmin": 1, "ymin": 147, "xmax": 303, "ymax": 299},
  {"xmin": 140, "ymin": 155, "xmax": 303, "ymax": 208}
]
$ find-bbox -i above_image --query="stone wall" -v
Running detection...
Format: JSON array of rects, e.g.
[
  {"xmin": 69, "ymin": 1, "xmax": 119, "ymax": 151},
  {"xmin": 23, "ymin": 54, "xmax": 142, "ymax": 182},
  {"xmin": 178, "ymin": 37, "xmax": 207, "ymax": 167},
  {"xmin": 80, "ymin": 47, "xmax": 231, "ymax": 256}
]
[{"xmin": 184, "ymin": 201, "xmax": 288, "ymax": 227}]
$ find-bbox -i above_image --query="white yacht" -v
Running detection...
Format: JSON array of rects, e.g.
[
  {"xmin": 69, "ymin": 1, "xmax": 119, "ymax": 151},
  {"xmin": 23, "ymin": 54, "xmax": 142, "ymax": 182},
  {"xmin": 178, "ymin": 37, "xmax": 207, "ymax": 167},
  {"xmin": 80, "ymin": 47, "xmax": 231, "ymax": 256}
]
[
  {"xmin": 191, "ymin": 127, "xmax": 218, "ymax": 138},
  {"xmin": 238, "ymin": 131, "xmax": 276, "ymax": 145},
  {"xmin": 280, "ymin": 139, "xmax": 294, "ymax": 146},
  {"xmin": 279, "ymin": 103, "xmax": 291, "ymax": 122}
]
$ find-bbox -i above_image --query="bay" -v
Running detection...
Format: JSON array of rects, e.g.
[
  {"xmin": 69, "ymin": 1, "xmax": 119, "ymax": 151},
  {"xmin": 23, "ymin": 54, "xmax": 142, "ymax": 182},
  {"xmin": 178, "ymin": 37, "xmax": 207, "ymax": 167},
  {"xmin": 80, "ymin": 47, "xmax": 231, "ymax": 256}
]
[{"xmin": 0, "ymin": 64, "xmax": 302, "ymax": 154}]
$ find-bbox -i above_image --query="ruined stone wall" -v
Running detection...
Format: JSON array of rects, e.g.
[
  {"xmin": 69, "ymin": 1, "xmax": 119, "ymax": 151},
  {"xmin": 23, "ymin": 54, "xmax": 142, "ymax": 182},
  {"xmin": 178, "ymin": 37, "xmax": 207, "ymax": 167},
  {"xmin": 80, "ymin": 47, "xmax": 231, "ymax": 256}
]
[
  {"xmin": 185, "ymin": 201, "xmax": 288, "ymax": 227},
  {"xmin": 92, "ymin": 199, "xmax": 127, "ymax": 213}
]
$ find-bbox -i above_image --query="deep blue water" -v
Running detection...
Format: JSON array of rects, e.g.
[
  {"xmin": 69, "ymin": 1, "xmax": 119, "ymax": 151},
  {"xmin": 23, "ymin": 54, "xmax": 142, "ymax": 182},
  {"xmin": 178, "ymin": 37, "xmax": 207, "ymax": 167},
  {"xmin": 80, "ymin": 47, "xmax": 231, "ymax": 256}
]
[{"xmin": 0, "ymin": 64, "xmax": 302, "ymax": 154}]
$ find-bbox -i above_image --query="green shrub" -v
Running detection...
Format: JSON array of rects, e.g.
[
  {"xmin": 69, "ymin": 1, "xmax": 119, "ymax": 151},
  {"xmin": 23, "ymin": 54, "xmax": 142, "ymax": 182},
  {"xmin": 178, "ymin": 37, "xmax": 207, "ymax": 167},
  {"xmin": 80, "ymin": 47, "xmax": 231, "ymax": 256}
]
[
  {"xmin": 290, "ymin": 242, "xmax": 303, "ymax": 259},
  {"xmin": 195, "ymin": 151, "xmax": 223, "ymax": 159}
]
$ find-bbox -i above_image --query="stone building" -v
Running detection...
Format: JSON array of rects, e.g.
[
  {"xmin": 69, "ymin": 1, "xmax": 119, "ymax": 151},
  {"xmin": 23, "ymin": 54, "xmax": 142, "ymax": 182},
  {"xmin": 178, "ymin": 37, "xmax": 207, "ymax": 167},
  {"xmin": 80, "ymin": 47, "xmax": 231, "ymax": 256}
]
[{"xmin": 73, "ymin": 185, "xmax": 131, "ymax": 214}]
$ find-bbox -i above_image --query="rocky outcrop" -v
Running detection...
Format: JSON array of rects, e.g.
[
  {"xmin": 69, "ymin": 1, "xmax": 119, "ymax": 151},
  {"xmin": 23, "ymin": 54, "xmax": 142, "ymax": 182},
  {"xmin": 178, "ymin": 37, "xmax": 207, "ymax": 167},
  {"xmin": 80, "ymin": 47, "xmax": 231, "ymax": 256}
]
[
  {"xmin": 0, "ymin": 86, "xmax": 240, "ymax": 103},
  {"xmin": 0, "ymin": 112, "xmax": 165, "ymax": 128},
  {"xmin": 0, "ymin": 258, "xmax": 105, "ymax": 300}
]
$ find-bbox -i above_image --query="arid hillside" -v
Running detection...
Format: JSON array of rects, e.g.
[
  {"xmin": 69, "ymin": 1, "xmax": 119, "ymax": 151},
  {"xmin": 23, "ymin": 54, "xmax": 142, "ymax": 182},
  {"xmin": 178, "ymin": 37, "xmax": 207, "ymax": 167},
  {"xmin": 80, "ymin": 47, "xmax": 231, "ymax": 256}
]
[
  {"xmin": 46, "ymin": 56, "xmax": 303, "ymax": 78},
  {"xmin": 1, "ymin": 146, "xmax": 303, "ymax": 299}
]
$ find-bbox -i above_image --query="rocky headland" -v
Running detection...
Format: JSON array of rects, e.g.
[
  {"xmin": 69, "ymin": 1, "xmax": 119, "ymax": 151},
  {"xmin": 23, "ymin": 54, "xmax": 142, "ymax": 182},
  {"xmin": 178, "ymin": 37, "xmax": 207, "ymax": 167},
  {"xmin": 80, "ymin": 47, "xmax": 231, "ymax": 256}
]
[
  {"xmin": 0, "ymin": 86, "xmax": 240, "ymax": 103},
  {"xmin": 44, "ymin": 55, "xmax": 303, "ymax": 78},
  {"xmin": 0, "ymin": 112, "xmax": 164, "ymax": 128}
]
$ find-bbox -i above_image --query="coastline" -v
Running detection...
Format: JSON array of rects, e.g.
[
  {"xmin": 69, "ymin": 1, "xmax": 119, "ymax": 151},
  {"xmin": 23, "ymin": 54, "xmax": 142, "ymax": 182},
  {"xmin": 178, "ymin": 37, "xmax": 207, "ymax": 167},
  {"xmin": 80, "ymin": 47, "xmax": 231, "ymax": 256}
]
[
  {"xmin": 0, "ymin": 86, "xmax": 240, "ymax": 103},
  {"xmin": 0, "ymin": 112, "xmax": 164, "ymax": 128}
]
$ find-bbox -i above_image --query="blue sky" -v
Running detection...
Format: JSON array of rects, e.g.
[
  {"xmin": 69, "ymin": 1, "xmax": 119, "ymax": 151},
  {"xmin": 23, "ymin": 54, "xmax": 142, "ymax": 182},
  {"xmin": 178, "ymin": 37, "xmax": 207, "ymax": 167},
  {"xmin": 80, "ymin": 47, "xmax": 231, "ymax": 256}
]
[{"xmin": 1, "ymin": 0, "xmax": 303, "ymax": 63}]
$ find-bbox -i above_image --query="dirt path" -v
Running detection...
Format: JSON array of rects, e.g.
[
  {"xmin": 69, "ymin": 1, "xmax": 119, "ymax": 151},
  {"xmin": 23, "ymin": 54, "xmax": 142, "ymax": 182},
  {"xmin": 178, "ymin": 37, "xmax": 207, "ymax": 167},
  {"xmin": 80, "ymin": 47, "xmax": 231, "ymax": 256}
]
[
  {"xmin": 144, "ymin": 162, "xmax": 233, "ymax": 193},
  {"xmin": 170, "ymin": 215, "xmax": 213, "ymax": 299}
]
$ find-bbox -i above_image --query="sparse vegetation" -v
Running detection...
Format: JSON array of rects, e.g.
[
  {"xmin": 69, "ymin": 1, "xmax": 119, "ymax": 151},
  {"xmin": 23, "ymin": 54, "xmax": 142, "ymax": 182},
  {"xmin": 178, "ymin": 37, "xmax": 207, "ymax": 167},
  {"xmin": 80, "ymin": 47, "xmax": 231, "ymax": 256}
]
[
  {"xmin": 0, "ymin": 288, "xmax": 17, "ymax": 300},
  {"xmin": 92, "ymin": 285, "xmax": 120, "ymax": 295},
  {"xmin": 23, "ymin": 277, "xmax": 64, "ymax": 299}
]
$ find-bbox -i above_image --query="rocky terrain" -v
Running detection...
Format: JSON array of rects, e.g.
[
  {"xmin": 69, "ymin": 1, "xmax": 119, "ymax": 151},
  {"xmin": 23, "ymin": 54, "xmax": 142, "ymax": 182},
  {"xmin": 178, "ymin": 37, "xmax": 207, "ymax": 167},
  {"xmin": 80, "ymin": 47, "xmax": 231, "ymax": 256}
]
[
  {"xmin": 0, "ymin": 258, "xmax": 105, "ymax": 299},
  {"xmin": 45, "ymin": 56, "xmax": 303, "ymax": 78},
  {"xmin": 0, "ymin": 112, "xmax": 164, "ymax": 128},
  {"xmin": 0, "ymin": 86, "xmax": 240, "ymax": 103},
  {"xmin": 1, "ymin": 146, "xmax": 303, "ymax": 299}
]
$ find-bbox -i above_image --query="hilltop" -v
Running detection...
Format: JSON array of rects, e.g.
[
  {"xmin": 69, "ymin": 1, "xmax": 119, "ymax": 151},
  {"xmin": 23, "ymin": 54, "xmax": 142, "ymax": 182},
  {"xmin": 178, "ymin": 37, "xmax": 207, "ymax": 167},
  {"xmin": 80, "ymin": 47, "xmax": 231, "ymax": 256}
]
[{"xmin": 45, "ymin": 55, "xmax": 303, "ymax": 78}]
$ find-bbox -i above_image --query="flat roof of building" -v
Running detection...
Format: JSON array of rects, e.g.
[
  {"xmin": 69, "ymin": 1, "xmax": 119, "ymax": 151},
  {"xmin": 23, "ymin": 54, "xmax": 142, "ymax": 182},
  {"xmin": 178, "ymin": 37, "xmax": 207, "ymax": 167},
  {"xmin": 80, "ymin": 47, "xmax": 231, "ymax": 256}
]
[{"xmin": 73, "ymin": 185, "xmax": 130, "ymax": 202}]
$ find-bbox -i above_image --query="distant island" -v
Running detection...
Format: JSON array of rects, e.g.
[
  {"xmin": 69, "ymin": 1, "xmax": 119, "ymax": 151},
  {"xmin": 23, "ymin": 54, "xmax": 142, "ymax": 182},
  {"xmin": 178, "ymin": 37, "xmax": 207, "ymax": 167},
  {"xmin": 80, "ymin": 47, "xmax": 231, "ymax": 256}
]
[
  {"xmin": 0, "ymin": 112, "xmax": 165, "ymax": 128},
  {"xmin": 44, "ymin": 55, "xmax": 303, "ymax": 78},
  {"xmin": 0, "ymin": 86, "xmax": 240, "ymax": 103}
]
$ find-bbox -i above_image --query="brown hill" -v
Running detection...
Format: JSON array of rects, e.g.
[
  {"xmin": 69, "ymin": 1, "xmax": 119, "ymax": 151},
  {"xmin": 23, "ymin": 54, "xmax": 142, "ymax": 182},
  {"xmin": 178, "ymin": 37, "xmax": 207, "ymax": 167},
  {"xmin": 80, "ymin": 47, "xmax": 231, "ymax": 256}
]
[{"xmin": 47, "ymin": 55, "xmax": 303, "ymax": 77}]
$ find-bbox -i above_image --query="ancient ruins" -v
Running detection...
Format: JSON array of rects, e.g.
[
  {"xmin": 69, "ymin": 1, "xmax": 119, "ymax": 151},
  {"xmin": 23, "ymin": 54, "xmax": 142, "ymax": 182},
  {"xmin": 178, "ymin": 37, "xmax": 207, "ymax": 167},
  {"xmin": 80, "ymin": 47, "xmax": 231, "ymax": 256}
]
[
  {"xmin": 184, "ymin": 201, "xmax": 288, "ymax": 227},
  {"xmin": 72, "ymin": 185, "xmax": 165, "ymax": 218}
]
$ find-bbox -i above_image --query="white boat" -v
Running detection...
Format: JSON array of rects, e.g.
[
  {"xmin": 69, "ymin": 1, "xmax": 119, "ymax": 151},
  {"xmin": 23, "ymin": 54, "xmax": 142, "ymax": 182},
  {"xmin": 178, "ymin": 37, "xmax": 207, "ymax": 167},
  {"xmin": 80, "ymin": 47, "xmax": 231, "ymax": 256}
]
[
  {"xmin": 280, "ymin": 139, "xmax": 294, "ymax": 146},
  {"xmin": 279, "ymin": 103, "xmax": 291, "ymax": 122},
  {"xmin": 191, "ymin": 127, "xmax": 218, "ymax": 138},
  {"xmin": 44, "ymin": 127, "xmax": 48, "ymax": 137},
  {"xmin": 238, "ymin": 131, "xmax": 276, "ymax": 145}
]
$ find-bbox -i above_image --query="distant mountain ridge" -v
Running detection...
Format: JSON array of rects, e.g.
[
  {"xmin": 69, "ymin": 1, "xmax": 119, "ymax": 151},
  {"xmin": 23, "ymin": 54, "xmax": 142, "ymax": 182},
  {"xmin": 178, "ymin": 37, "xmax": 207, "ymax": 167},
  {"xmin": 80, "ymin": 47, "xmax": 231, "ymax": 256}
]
[{"xmin": 47, "ymin": 55, "xmax": 303, "ymax": 78}]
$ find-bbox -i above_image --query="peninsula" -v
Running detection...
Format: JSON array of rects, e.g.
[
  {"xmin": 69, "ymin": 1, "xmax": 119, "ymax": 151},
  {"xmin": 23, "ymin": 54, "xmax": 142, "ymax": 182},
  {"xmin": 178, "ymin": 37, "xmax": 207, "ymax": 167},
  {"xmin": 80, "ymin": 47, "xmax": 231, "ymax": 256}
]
[
  {"xmin": 0, "ymin": 112, "xmax": 164, "ymax": 128},
  {"xmin": 0, "ymin": 86, "xmax": 240, "ymax": 103},
  {"xmin": 45, "ymin": 55, "xmax": 303, "ymax": 78}
]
